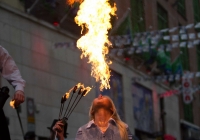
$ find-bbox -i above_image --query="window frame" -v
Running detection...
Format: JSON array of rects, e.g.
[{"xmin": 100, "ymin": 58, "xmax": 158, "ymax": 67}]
[
  {"xmin": 193, "ymin": 0, "xmax": 200, "ymax": 23},
  {"xmin": 177, "ymin": 0, "xmax": 186, "ymax": 18},
  {"xmin": 130, "ymin": 0, "xmax": 145, "ymax": 32},
  {"xmin": 157, "ymin": 3, "xmax": 168, "ymax": 30}
]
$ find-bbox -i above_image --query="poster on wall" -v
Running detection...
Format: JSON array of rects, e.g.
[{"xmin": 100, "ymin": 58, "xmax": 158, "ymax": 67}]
[
  {"xmin": 132, "ymin": 83, "xmax": 154, "ymax": 133},
  {"xmin": 27, "ymin": 97, "xmax": 35, "ymax": 132},
  {"xmin": 96, "ymin": 70, "xmax": 124, "ymax": 120}
]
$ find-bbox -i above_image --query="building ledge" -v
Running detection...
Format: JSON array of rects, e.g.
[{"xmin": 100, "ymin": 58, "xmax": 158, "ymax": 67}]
[
  {"xmin": 180, "ymin": 119, "xmax": 200, "ymax": 130},
  {"xmin": 0, "ymin": 2, "xmax": 79, "ymax": 40}
]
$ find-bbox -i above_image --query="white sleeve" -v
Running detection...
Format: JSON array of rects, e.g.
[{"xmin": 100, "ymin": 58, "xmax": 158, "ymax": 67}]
[{"xmin": 0, "ymin": 45, "xmax": 25, "ymax": 92}]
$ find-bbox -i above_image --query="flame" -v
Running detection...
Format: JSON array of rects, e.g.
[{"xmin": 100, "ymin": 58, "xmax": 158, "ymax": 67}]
[
  {"xmin": 73, "ymin": 0, "xmax": 117, "ymax": 91},
  {"xmin": 83, "ymin": 86, "xmax": 92, "ymax": 96},
  {"xmin": 65, "ymin": 92, "xmax": 70, "ymax": 99},
  {"xmin": 64, "ymin": 83, "xmax": 91, "ymax": 97},
  {"xmin": 76, "ymin": 83, "xmax": 84, "ymax": 89},
  {"xmin": 64, "ymin": 83, "xmax": 83, "ymax": 97},
  {"xmin": 10, "ymin": 100, "xmax": 15, "ymax": 109},
  {"xmin": 67, "ymin": 0, "xmax": 83, "ymax": 5}
]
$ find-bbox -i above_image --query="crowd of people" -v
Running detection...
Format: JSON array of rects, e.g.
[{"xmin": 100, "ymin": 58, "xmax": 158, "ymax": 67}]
[{"xmin": 0, "ymin": 45, "xmax": 133, "ymax": 140}]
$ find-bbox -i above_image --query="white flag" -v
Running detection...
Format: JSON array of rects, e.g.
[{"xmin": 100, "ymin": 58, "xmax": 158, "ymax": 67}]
[{"xmin": 195, "ymin": 22, "xmax": 200, "ymax": 28}]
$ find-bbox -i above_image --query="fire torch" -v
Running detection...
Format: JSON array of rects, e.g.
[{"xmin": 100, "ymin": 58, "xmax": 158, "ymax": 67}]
[{"xmin": 51, "ymin": 83, "xmax": 91, "ymax": 138}]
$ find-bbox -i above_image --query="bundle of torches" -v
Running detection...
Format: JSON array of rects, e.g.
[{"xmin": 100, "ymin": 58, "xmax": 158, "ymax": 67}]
[
  {"xmin": 10, "ymin": 83, "xmax": 91, "ymax": 138},
  {"xmin": 10, "ymin": 83, "xmax": 91, "ymax": 116},
  {"xmin": 59, "ymin": 83, "xmax": 91, "ymax": 120}
]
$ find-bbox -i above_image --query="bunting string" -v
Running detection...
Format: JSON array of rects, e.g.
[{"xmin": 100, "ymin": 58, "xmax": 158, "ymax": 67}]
[
  {"xmin": 132, "ymin": 71, "xmax": 200, "ymax": 82},
  {"xmin": 54, "ymin": 22, "xmax": 200, "ymax": 55}
]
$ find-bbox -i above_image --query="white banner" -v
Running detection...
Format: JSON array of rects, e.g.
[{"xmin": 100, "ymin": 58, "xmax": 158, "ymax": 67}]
[{"xmin": 182, "ymin": 78, "xmax": 193, "ymax": 104}]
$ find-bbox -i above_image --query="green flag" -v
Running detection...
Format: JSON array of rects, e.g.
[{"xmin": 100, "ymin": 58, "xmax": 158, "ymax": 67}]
[
  {"xmin": 172, "ymin": 55, "xmax": 183, "ymax": 74},
  {"xmin": 156, "ymin": 51, "xmax": 172, "ymax": 74}
]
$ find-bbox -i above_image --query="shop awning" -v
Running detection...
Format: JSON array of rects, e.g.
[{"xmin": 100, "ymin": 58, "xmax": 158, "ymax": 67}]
[
  {"xmin": 180, "ymin": 119, "xmax": 200, "ymax": 130},
  {"xmin": 180, "ymin": 119, "xmax": 200, "ymax": 140}
]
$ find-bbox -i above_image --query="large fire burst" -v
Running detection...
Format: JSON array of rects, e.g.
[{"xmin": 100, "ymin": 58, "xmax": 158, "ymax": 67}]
[{"xmin": 68, "ymin": 0, "xmax": 117, "ymax": 91}]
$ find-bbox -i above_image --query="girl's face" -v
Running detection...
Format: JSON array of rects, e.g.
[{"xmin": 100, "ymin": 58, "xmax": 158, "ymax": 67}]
[{"xmin": 92, "ymin": 94, "xmax": 112, "ymax": 113}]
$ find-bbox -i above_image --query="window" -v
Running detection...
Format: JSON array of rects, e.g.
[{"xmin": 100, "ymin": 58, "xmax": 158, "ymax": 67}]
[
  {"xmin": 177, "ymin": 0, "xmax": 186, "ymax": 18},
  {"xmin": 184, "ymin": 103, "xmax": 193, "ymax": 123},
  {"xmin": 157, "ymin": 3, "xmax": 170, "ymax": 55},
  {"xmin": 160, "ymin": 98, "xmax": 165, "ymax": 133},
  {"xmin": 130, "ymin": 0, "xmax": 145, "ymax": 32},
  {"xmin": 194, "ymin": 1, "xmax": 200, "ymax": 103},
  {"xmin": 193, "ymin": 0, "xmax": 200, "ymax": 23},
  {"xmin": 113, "ymin": 14, "xmax": 132, "ymax": 35},
  {"xmin": 178, "ymin": 23, "xmax": 189, "ymax": 70},
  {"xmin": 157, "ymin": 3, "xmax": 168, "ymax": 30},
  {"xmin": 193, "ymin": 0, "xmax": 200, "ymax": 69},
  {"xmin": 197, "ymin": 40, "xmax": 200, "ymax": 71},
  {"xmin": 180, "ymin": 47, "xmax": 189, "ymax": 70}
]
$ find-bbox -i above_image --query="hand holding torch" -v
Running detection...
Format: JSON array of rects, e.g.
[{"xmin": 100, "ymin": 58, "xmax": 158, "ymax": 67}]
[{"xmin": 53, "ymin": 83, "xmax": 91, "ymax": 138}]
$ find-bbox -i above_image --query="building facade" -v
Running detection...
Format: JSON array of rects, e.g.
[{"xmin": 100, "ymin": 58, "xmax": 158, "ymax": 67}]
[
  {"xmin": 113, "ymin": 0, "xmax": 200, "ymax": 139},
  {"xmin": 144, "ymin": 1, "xmax": 200, "ymax": 139},
  {"xmin": 1, "ymin": 0, "xmax": 197, "ymax": 140}
]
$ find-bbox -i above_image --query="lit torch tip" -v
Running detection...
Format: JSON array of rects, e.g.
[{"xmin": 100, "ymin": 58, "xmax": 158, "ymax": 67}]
[
  {"xmin": 61, "ymin": 92, "xmax": 70, "ymax": 103},
  {"xmin": 73, "ymin": 86, "xmax": 78, "ymax": 93},
  {"xmin": 10, "ymin": 100, "xmax": 15, "ymax": 109},
  {"xmin": 65, "ymin": 92, "xmax": 70, "ymax": 99},
  {"xmin": 83, "ymin": 87, "xmax": 91, "ymax": 96}
]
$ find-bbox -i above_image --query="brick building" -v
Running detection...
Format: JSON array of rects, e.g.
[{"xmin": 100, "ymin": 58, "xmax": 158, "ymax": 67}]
[{"xmin": 113, "ymin": 0, "xmax": 200, "ymax": 139}]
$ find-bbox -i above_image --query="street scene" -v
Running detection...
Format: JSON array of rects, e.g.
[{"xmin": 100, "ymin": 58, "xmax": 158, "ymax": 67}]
[{"xmin": 0, "ymin": 0, "xmax": 200, "ymax": 140}]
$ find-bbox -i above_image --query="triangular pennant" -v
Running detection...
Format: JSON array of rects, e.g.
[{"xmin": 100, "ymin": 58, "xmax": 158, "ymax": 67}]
[
  {"xmin": 185, "ymin": 23, "xmax": 194, "ymax": 29},
  {"xmin": 193, "ymin": 40, "xmax": 200, "ymax": 45},
  {"xmin": 172, "ymin": 42, "xmax": 179, "ymax": 48},
  {"xmin": 198, "ymin": 33, "xmax": 200, "ymax": 38},
  {"xmin": 117, "ymin": 49, "xmax": 124, "ymax": 56},
  {"xmin": 175, "ymin": 74, "xmax": 181, "ymax": 81},
  {"xmin": 136, "ymin": 47, "xmax": 142, "ymax": 54},
  {"xmin": 128, "ymin": 47, "xmax": 135, "ymax": 55},
  {"xmin": 143, "ymin": 46, "xmax": 149, "ymax": 52},
  {"xmin": 180, "ymin": 42, "xmax": 187, "ymax": 47},
  {"xmin": 169, "ymin": 75, "xmax": 174, "ymax": 82},
  {"xmin": 187, "ymin": 41, "xmax": 193, "ymax": 48},
  {"xmin": 156, "ymin": 76, "xmax": 162, "ymax": 82},
  {"xmin": 150, "ymin": 45, "xmax": 156, "ymax": 49},
  {"xmin": 195, "ymin": 22, "xmax": 200, "ymax": 28},
  {"xmin": 181, "ymin": 34, "xmax": 188, "ymax": 40},
  {"xmin": 188, "ymin": 72, "xmax": 194, "ymax": 79},
  {"xmin": 172, "ymin": 35, "xmax": 179, "ymax": 41},
  {"xmin": 162, "ymin": 75, "xmax": 168, "ymax": 82},
  {"xmin": 169, "ymin": 27, "xmax": 178, "ymax": 33},
  {"xmin": 189, "ymin": 33, "xmax": 196, "ymax": 40},
  {"xmin": 163, "ymin": 35, "xmax": 170, "ymax": 40},
  {"xmin": 179, "ymin": 26, "xmax": 186, "ymax": 34},
  {"xmin": 158, "ymin": 45, "xmax": 164, "ymax": 52},
  {"xmin": 161, "ymin": 28, "xmax": 169, "ymax": 33},
  {"xmin": 133, "ymin": 37, "xmax": 139, "ymax": 46},
  {"xmin": 195, "ymin": 72, "xmax": 200, "ymax": 77},
  {"xmin": 166, "ymin": 44, "xmax": 172, "ymax": 51}
]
